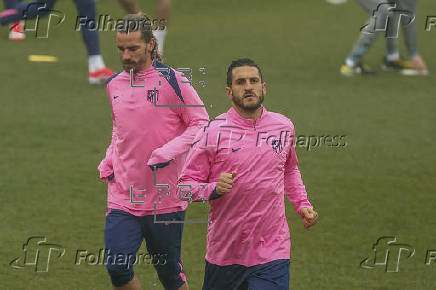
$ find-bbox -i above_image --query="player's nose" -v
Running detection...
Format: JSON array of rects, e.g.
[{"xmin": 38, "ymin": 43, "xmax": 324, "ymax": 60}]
[
  {"xmin": 121, "ymin": 50, "xmax": 131, "ymax": 61},
  {"xmin": 244, "ymin": 82, "xmax": 254, "ymax": 90}
]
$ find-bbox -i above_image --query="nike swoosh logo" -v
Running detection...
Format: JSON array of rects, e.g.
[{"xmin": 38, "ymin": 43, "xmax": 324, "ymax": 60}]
[
  {"xmin": 113, "ymin": 96, "xmax": 119, "ymax": 99},
  {"xmin": 232, "ymin": 148, "xmax": 241, "ymax": 152}
]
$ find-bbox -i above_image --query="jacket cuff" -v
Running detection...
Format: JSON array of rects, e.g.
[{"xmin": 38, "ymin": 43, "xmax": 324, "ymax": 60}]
[
  {"xmin": 147, "ymin": 148, "xmax": 172, "ymax": 166},
  {"xmin": 296, "ymin": 200, "xmax": 313, "ymax": 217},
  {"xmin": 209, "ymin": 188, "xmax": 222, "ymax": 200},
  {"xmin": 98, "ymin": 160, "xmax": 113, "ymax": 182}
]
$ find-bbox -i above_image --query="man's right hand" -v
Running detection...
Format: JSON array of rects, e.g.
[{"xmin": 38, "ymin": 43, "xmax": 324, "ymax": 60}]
[{"xmin": 216, "ymin": 171, "xmax": 237, "ymax": 195}]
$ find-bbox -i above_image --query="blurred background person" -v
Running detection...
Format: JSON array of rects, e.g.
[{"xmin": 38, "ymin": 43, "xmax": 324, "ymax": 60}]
[
  {"xmin": 118, "ymin": 0, "xmax": 170, "ymax": 55},
  {"xmin": 340, "ymin": 0, "xmax": 428, "ymax": 76},
  {"xmin": 0, "ymin": 0, "xmax": 114, "ymax": 84}
]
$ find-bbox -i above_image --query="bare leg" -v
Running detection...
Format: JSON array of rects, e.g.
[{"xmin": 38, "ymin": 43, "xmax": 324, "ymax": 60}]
[
  {"xmin": 117, "ymin": 0, "xmax": 140, "ymax": 14},
  {"xmin": 153, "ymin": 0, "xmax": 171, "ymax": 54},
  {"xmin": 113, "ymin": 275, "xmax": 142, "ymax": 290},
  {"xmin": 155, "ymin": 0, "xmax": 171, "ymax": 27}
]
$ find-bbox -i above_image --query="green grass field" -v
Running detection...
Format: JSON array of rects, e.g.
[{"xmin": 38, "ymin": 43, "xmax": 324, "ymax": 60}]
[{"xmin": 1, "ymin": 0, "xmax": 436, "ymax": 289}]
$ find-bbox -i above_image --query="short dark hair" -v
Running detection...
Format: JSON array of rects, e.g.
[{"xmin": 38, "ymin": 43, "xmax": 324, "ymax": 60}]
[
  {"xmin": 117, "ymin": 13, "xmax": 161, "ymax": 61},
  {"xmin": 226, "ymin": 58, "xmax": 263, "ymax": 87}
]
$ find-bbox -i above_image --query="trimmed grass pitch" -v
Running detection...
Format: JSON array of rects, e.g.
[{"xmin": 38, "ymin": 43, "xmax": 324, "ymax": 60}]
[{"xmin": 1, "ymin": 0, "xmax": 435, "ymax": 289}]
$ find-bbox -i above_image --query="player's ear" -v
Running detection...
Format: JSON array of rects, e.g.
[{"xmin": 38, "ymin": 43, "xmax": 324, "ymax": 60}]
[
  {"xmin": 150, "ymin": 37, "xmax": 156, "ymax": 53},
  {"xmin": 225, "ymin": 86, "xmax": 232, "ymax": 100},
  {"xmin": 145, "ymin": 38, "xmax": 155, "ymax": 54},
  {"xmin": 262, "ymin": 82, "xmax": 266, "ymax": 95}
]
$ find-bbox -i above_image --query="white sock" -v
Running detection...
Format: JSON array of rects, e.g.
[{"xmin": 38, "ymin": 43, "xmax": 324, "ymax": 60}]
[
  {"xmin": 153, "ymin": 28, "xmax": 167, "ymax": 55},
  {"xmin": 345, "ymin": 58, "xmax": 356, "ymax": 67},
  {"xmin": 386, "ymin": 52, "xmax": 400, "ymax": 62},
  {"xmin": 88, "ymin": 55, "xmax": 105, "ymax": 72}
]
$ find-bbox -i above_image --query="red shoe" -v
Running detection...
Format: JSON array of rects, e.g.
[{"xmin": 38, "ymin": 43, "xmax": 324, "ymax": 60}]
[
  {"xmin": 9, "ymin": 21, "xmax": 25, "ymax": 41},
  {"xmin": 88, "ymin": 67, "xmax": 115, "ymax": 85}
]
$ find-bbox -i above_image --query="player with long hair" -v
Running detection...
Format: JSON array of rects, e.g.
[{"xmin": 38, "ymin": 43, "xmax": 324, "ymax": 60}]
[{"xmin": 99, "ymin": 13, "xmax": 209, "ymax": 290}]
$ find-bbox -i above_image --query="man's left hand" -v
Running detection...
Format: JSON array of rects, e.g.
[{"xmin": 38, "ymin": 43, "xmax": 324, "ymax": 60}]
[{"xmin": 301, "ymin": 207, "xmax": 318, "ymax": 230}]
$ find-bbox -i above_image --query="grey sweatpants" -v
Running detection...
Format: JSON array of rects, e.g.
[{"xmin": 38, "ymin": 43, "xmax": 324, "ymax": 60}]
[{"xmin": 348, "ymin": 0, "xmax": 417, "ymax": 62}]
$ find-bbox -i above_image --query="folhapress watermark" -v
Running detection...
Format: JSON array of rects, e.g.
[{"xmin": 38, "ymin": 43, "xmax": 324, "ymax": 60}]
[
  {"xmin": 9, "ymin": 236, "xmax": 65, "ymax": 272},
  {"xmin": 9, "ymin": 236, "xmax": 166, "ymax": 272},
  {"xmin": 360, "ymin": 236, "xmax": 436, "ymax": 272},
  {"xmin": 361, "ymin": 2, "xmax": 414, "ymax": 38},
  {"xmin": 75, "ymin": 15, "xmax": 166, "ymax": 32},
  {"xmin": 360, "ymin": 236, "xmax": 415, "ymax": 272},
  {"xmin": 425, "ymin": 16, "xmax": 436, "ymax": 31},
  {"xmin": 10, "ymin": 8, "xmax": 166, "ymax": 39},
  {"xmin": 75, "ymin": 249, "xmax": 167, "ymax": 268},
  {"xmin": 15, "ymin": 3, "xmax": 65, "ymax": 39}
]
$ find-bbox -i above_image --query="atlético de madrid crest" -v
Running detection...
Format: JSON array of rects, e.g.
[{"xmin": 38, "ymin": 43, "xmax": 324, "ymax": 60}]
[{"xmin": 146, "ymin": 89, "xmax": 159, "ymax": 103}]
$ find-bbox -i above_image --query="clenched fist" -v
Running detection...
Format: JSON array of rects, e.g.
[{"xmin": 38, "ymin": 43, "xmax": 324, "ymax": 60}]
[
  {"xmin": 216, "ymin": 171, "xmax": 237, "ymax": 195},
  {"xmin": 301, "ymin": 207, "xmax": 318, "ymax": 230}
]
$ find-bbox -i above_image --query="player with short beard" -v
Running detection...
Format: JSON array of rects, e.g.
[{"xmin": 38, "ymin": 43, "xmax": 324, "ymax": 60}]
[{"xmin": 178, "ymin": 58, "xmax": 318, "ymax": 290}]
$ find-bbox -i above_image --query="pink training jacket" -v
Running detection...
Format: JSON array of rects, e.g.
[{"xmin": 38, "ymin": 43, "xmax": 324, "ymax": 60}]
[
  {"xmin": 178, "ymin": 106, "xmax": 313, "ymax": 267},
  {"xmin": 98, "ymin": 61, "xmax": 209, "ymax": 216}
]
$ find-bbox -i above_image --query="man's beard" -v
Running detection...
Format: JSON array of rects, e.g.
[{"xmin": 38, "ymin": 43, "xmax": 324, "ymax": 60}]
[
  {"xmin": 122, "ymin": 56, "xmax": 148, "ymax": 73},
  {"xmin": 232, "ymin": 91, "xmax": 264, "ymax": 113},
  {"xmin": 123, "ymin": 62, "xmax": 135, "ymax": 72}
]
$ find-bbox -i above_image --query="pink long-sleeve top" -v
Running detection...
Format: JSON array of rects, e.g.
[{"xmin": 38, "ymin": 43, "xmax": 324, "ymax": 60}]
[
  {"xmin": 178, "ymin": 106, "xmax": 313, "ymax": 266},
  {"xmin": 98, "ymin": 61, "xmax": 209, "ymax": 216}
]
